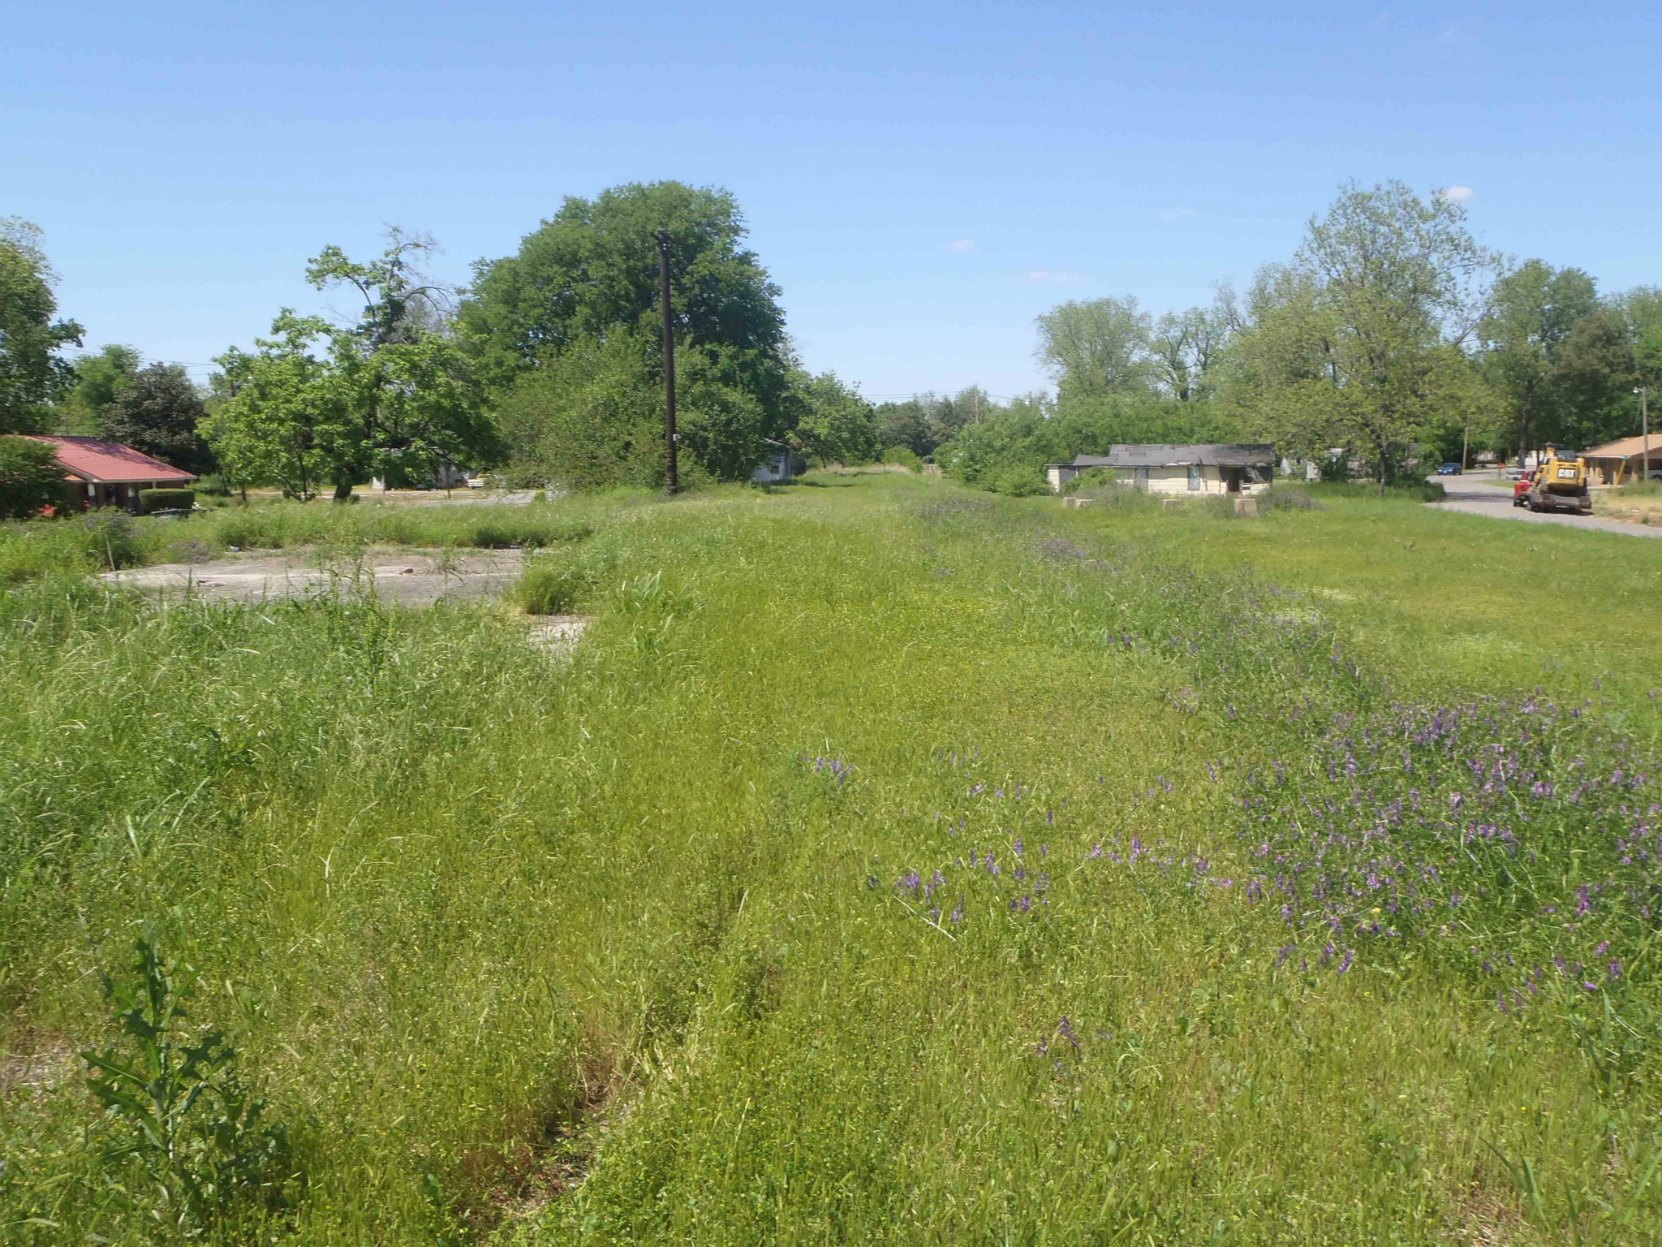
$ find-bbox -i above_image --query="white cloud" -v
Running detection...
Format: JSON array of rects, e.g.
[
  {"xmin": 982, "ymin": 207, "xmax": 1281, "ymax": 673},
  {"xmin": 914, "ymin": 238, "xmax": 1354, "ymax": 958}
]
[
  {"xmin": 1025, "ymin": 269, "xmax": 1085, "ymax": 285},
  {"xmin": 948, "ymin": 239, "xmax": 977, "ymax": 253},
  {"xmin": 1437, "ymin": 185, "xmax": 1476, "ymax": 204},
  {"xmin": 1159, "ymin": 207, "xmax": 1200, "ymax": 223}
]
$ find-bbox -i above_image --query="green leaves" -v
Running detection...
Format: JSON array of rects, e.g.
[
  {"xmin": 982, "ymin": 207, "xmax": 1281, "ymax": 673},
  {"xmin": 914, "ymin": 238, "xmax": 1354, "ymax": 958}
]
[
  {"xmin": 81, "ymin": 932, "xmax": 301, "ymax": 1237},
  {"xmin": 205, "ymin": 233, "xmax": 496, "ymax": 497},
  {"xmin": 0, "ymin": 218, "xmax": 84, "ymax": 433}
]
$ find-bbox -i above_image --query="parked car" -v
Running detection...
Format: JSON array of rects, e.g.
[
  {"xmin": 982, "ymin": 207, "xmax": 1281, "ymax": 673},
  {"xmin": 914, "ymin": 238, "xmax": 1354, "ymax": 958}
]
[
  {"xmin": 1436, "ymin": 462, "xmax": 1463, "ymax": 476},
  {"xmin": 1503, "ymin": 467, "xmax": 1528, "ymax": 480}
]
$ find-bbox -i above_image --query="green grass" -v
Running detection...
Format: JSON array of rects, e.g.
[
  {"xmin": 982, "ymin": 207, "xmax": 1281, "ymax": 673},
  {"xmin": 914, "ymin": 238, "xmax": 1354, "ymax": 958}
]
[
  {"xmin": 0, "ymin": 494, "xmax": 639, "ymax": 585},
  {"xmin": 3, "ymin": 472, "xmax": 1661, "ymax": 1244}
]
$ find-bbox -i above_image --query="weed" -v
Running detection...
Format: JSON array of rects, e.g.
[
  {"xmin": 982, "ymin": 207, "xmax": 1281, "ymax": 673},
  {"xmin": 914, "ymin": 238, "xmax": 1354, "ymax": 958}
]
[{"xmin": 81, "ymin": 933, "xmax": 301, "ymax": 1237}]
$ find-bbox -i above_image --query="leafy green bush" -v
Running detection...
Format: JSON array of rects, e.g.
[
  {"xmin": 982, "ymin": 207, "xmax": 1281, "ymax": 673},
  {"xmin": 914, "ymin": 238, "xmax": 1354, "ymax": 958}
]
[
  {"xmin": 880, "ymin": 446, "xmax": 921, "ymax": 470},
  {"xmin": 0, "ymin": 435, "xmax": 64, "ymax": 519},
  {"xmin": 984, "ymin": 462, "xmax": 1049, "ymax": 496},
  {"xmin": 139, "ymin": 487, "xmax": 196, "ymax": 514}
]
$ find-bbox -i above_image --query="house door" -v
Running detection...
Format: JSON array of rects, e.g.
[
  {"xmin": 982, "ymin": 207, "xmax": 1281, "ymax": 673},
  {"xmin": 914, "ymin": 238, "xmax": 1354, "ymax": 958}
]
[{"xmin": 1224, "ymin": 469, "xmax": 1242, "ymax": 493}]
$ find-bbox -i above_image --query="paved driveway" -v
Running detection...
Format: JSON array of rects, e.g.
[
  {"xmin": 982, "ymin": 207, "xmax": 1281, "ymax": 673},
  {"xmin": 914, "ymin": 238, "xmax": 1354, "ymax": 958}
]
[{"xmin": 1428, "ymin": 470, "xmax": 1662, "ymax": 539}]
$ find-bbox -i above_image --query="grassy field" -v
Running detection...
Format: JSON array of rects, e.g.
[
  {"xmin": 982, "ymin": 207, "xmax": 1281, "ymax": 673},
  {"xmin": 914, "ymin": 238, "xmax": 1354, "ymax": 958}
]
[{"xmin": 3, "ymin": 473, "xmax": 1661, "ymax": 1245}]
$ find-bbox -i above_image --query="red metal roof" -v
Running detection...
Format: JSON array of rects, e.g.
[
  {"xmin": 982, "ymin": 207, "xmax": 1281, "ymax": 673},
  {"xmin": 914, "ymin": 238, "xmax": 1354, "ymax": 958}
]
[{"xmin": 24, "ymin": 435, "xmax": 197, "ymax": 484}]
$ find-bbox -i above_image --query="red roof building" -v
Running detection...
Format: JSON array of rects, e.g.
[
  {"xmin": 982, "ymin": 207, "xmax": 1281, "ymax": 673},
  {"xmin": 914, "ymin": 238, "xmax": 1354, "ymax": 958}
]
[{"xmin": 26, "ymin": 435, "xmax": 197, "ymax": 513}]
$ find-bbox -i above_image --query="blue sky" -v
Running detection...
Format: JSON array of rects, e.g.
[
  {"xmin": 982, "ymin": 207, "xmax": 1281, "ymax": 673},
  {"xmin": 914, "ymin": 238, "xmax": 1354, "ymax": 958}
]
[{"xmin": 5, "ymin": 1, "xmax": 1659, "ymax": 399}]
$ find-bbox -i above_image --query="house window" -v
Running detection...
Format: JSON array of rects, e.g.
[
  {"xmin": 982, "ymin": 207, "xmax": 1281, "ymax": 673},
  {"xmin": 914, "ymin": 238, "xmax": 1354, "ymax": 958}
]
[{"xmin": 1188, "ymin": 465, "xmax": 1202, "ymax": 491}]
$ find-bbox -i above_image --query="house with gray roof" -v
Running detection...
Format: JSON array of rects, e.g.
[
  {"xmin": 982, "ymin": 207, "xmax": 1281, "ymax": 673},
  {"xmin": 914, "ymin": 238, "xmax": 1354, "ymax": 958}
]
[{"xmin": 1045, "ymin": 444, "xmax": 1275, "ymax": 497}]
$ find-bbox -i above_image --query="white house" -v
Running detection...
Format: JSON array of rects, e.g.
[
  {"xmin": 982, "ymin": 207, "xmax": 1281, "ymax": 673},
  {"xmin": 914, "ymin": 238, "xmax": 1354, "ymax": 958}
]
[{"xmin": 1045, "ymin": 444, "xmax": 1275, "ymax": 496}]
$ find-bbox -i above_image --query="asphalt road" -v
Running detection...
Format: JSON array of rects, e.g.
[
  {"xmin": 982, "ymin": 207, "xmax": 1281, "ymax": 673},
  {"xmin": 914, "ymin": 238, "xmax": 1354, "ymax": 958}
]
[{"xmin": 1427, "ymin": 469, "xmax": 1662, "ymax": 539}]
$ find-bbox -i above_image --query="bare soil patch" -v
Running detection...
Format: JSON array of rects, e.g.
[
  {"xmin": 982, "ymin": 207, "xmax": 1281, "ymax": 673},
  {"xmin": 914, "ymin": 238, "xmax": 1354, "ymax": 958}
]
[{"xmin": 101, "ymin": 546, "xmax": 527, "ymax": 606}]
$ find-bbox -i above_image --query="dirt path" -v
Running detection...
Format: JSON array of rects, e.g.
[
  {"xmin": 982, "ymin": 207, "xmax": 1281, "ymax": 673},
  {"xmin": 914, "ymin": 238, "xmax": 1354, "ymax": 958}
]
[{"xmin": 102, "ymin": 547, "xmax": 528, "ymax": 605}]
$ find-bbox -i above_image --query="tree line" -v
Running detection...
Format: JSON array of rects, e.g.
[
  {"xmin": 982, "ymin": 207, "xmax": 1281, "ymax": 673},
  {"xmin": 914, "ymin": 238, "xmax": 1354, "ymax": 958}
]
[
  {"xmin": 6, "ymin": 180, "xmax": 1659, "ymax": 509},
  {"xmin": 937, "ymin": 181, "xmax": 1662, "ymax": 494}
]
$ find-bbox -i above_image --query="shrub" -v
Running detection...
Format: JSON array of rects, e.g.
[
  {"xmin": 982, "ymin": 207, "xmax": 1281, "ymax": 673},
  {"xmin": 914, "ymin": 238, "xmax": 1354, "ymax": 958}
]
[
  {"xmin": 880, "ymin": 446, "xmax": 921, "ymax": 471},
  {"xmin": 985, "ymin": 463, "xmax": 1049, "ymax": 496},
  {"xmin": 139, "ymin": 487, "xmax": 197, "ymax": 514},
  {"xmin": 0, "ymin": 435, "xmax": 64, "ymax": 519}
]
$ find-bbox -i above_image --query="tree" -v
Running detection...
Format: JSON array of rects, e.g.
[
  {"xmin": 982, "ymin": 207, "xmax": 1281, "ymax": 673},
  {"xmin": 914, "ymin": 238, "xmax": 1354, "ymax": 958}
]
[
  {"xmin": 1149, "ymin": 297, "xmax": 1233, "ymax": 402},
  {"xmin": 205, "ymin": 233, "xmax": 495, "ymax": 499},
  {"xmin": 0, "ymin": 435, "xmax": 64, "ymax": 518},
  {"xmin": 874, "ymin": 398, "xmax": 939, "ymax": 458},
  {"xmin": 0, "ymin": 218, "xmax": 84, "ymax": 433},
  {"xmin": 462, "ymin": 181, "xmax": 789, "ymax": 403},
  {"xmin": 202, "ymin": 315, "xmax": 350, "ymax": 499},
  {"xmin": 1478, "ymin": 261, "xmax": 1599, "ymax": 455},
  {"xmin": 1231, "ymin": 182, "xmax": 1502, "ymax": 488},
  {"xmin": 1035, "ymin": 297, "xmax": 1152, "ymax": 398},
  {"xmin": 100, "ymin": 362, "xmax": 213, "ymax": 475},
  {"xmin": 307, "ymin": 231, "xmax": 494, "ymax": 498},
  {"xmin": 1550, "ymin": 309, "xmax": 1638, "ymax": 449},
  {"xmin": 792, "ymin": 372, "xmax": 879, "ymax": 465},
  {"xmin": 62, "ymin": 344, "xmax": 141, "ymax": 434}
]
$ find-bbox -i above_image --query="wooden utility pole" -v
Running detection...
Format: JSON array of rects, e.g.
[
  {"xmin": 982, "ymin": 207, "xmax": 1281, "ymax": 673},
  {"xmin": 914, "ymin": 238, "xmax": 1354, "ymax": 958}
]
[{"xmin": 656, "ymin": 229, "xmax": 678, "ymax": 494}]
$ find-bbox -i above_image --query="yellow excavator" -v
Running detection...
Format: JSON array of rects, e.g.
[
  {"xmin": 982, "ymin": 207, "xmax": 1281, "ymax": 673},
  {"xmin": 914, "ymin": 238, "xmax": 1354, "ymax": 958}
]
[{"xmin": 1512, "ymin": 445, "xmax": 1592, "ymax": 515}]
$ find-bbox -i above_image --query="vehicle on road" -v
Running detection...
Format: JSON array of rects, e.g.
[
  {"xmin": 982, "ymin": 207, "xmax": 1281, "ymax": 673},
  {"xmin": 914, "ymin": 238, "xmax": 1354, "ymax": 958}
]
[
  {"xmin": 1436, "ymin": 462, "xmax": 1463, "ymax": 476},
  {"xmin": 1513, "ymin": 447, "xmax": 1593, "ymax": 514}
]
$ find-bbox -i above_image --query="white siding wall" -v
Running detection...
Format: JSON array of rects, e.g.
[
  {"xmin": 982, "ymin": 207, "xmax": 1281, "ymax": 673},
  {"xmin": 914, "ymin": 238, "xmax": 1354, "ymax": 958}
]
[{"xmin": 1144, "ymin": 466, "xmax": 1225, "ymax": 496}]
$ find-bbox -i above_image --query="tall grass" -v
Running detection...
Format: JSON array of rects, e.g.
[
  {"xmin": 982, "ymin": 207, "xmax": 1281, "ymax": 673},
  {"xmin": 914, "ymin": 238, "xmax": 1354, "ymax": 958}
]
[
  {"xmin": 3, "ymin": 473, "xmax": 1660, "ymax": 1244},
  {"xmin": 0, "ymin": 493, "xmax": 648, "ymax": 585}
]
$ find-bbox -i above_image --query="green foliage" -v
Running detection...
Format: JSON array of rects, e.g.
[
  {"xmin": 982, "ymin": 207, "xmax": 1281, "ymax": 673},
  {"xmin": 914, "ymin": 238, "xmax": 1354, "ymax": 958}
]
[
  {"xmin": 462, "ymin": 181, "xmax": 788, "ymax": 403},
  {"xmin": 82, "ymin": 933, "xmax": 300, "ymax": 1236},
  {"xmin": 1036, "ymin": 295, "xmax": 1153, "ymax": 396},
  {"xmin": 101, "ymin": 362, "xmax": 213, "ymax": 475},
  {"xmin": 0, "ymin": 434, "xmax": 64, "ymax": 518},
  {"xmin": 138, "ymin": 487, "xmax": 196, "ymax": 514},
  {"xmin": 0, "ymin": 218, "xmax": 84, "ymax": 432},
  {"xmin": 1479, "ymin": 261, "xmax": 1602, "ymax": 454},
  {"xmin": 878, "ymin": 445, "xmax": 921, "ymax": 470},
  {"xmin": 1228, "ymin": 181, "xmax": 1502, "ymax": 487},
  {"xmin": 62, "ymin": 343, "xmax": 142, "ymax": 435},
  {"xmin": 205, "ymin": 234, "xmax": 495, "ymax": 500},
  {"xmin": 791, "ymin": 370, "xmax": 878, "ymax": 465}
]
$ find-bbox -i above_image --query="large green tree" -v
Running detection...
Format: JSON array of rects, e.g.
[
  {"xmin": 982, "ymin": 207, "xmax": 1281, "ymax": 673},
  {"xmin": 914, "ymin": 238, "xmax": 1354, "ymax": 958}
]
[
  {"xmin": 1230, "ymin": 182, "xmax": 1501, "ymax": 487},
  {"xmin": 1477, "ymin": 260, "xmax": 1599, "ymax": 455},
  {"xmin": 0, "ymin": 218, "xmax": 83, "ymax": 433},
  {"xmin": 100, "ymin": 362, "xmax": 213, "ymax": 474},
  {"xmin": 1034, "ymin": 296, "xmax": 1152, "ymax": 399},
  {"xmin": 61, "ymin": 343, "xmax": 141, "ymax": 434},
  {"xmin": 202, "ymin": 315, "xmax": 350, "ymax": 499},
  {"xmin": 791, "ymin": 371, "xmax": 879, "ymax": 466},
  {"xmin": 463, "ymin": 183, "xmax": 790, "ymax": 486},
  {"xmin": 205, "ymin": 234, "xmax": 495, "ymax": 498},
  {"xmin": 462, "ymin": 182, "xmax": 788, "ymax": 398}
]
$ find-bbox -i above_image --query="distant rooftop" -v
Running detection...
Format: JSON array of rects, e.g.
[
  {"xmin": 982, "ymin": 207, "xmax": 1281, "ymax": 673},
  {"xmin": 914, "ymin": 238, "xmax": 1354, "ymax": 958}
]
[{"xmin": 23, "ymin": 435, "xmax": 196, "ymax": 484}]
